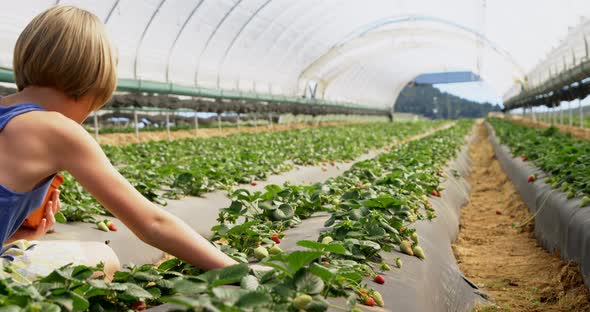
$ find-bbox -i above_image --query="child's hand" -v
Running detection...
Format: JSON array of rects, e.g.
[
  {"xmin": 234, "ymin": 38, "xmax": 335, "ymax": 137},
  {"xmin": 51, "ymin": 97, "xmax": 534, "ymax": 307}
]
[{"xmin": 33, "ymin": 190, "xmax": 60, "ymax": 239}]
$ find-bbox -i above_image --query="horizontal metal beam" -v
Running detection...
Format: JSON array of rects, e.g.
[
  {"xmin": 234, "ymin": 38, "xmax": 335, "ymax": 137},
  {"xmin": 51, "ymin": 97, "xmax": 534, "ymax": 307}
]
[
  {"xmin": 0, "ymin": 67, "xmax": 386, "ymax": 114},
  {"xmin": 504, "ymin": 59, "xmax": 590, "ymax": 109}
]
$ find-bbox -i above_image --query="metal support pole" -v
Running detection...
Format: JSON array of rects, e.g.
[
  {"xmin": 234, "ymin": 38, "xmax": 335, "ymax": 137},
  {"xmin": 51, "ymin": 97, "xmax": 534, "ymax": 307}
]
[
  {"xmin": 532, "ymin": 107, "xmax": 536, "ymax": 122},
  {"xmin": 254, "ymin": 113, "xmax": 258, "ymax": 131},
  {"xmin": 93, "ymin": 112, "xmax": 99, "ymax": 143},
  {"xmin": 559, "ymin": 104, "xmax": 564, "ymax": 125},
  {"xmin": 195, "ymin": 112, "xmax": 199, "ymax": 136},
  {"xmin": 217, "ymin": 113, "xmax": 222, "ymax": 131},
  {"xmin": 236, "ymin": 113, "xmax": 240, "ymax": 130},
  {"xmin": 268, "ymin": 112, "xmax": 272, "ymax": 129},
  {"xmin": 578, "ymin": 99, "xmax": 584, "ymax": 128},
  {"xmin": 134, "ymin": 110, "xmax": 139, "ymax": 140},
  {"xmin": 165, "ymin": 111, "xmax": 171, "ymax": 141}
]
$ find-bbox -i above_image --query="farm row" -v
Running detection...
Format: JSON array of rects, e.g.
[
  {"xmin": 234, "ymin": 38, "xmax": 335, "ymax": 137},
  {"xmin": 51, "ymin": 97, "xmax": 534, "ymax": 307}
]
[
  {"xmin": 0, "ymin": 120, "xmax": 473, "ymax": 311},
  {"xmin": 59, "ymin": 121, "xmax": 444, "ymax": 223},
  {"xmin": 488, "ymin": 118, "xmax": 590, "ymax": 205}
]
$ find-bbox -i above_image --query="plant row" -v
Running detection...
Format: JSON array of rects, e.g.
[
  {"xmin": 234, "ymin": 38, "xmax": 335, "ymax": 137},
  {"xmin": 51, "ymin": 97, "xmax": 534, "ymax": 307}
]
[
  {"xmin": 0, "ymin": 120, "xmax": 472, "ymax": 311},
  {"xmin": 59, "ymin": 121, "xmax": 443, "ymax": 223},
  {"xmin": 488, "ymin": 118, "xmax": 590, "ymax": 206}
]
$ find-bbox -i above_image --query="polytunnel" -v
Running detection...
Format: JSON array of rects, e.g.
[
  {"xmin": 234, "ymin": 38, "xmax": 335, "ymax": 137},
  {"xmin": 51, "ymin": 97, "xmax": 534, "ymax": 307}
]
[
  {"xmin": 0, "ymin": 1, "xmax": 590, "ymax": 312},
  {"xmin": 0, "ymin": 0, "xmax": 525, "ymax": 114}
]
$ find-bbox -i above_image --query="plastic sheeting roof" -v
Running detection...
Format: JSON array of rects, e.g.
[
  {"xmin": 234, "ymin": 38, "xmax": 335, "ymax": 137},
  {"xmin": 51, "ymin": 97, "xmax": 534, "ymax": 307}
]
[{"xmin": 0, "ymin": 0, "xmax": 536, "ymax": 109}]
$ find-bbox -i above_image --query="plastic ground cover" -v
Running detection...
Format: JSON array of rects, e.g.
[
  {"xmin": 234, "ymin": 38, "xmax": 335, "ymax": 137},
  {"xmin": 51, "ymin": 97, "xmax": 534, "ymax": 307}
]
[
  {"xmin": 487, "ymin": 122, "xmax": 590, "ymax": 289},
  {"xmin": 149, "ymin": 127, "xmax": 486, "ymax": 312}
]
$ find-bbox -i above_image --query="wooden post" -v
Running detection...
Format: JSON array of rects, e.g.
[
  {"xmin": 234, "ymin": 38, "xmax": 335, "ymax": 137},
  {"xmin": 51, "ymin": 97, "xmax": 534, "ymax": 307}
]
[
  {"xmin": 166, "ymin": 111, "xmax": 171, "ymax": 141},
  {"xmin": 93, "ymin": 112, "xmax": 99, "ymax": 143}
]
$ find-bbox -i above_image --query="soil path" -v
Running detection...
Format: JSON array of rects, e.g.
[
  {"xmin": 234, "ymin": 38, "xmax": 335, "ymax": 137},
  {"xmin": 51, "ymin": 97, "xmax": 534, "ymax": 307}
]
[
  {"xmin": 452, "ymin": 122, "xmax": 590, "ymax": 311},
  {"xmin": 96, "ymin": 121, "xmax": 362, "ymax": 146}
]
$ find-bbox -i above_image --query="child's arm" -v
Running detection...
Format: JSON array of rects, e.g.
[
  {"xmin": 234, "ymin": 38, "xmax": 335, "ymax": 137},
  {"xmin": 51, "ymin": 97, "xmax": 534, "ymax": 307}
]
[
  {"xmin": 7, "ymin": 191, "xmax": 60, "ymax": 243},
  {"xmin": 48, "ymin": 116, "xmax": 237, "ymax": 270}
]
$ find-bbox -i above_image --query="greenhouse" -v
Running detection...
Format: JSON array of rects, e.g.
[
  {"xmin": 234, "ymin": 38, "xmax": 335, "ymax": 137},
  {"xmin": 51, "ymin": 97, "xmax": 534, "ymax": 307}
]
[{"xmin": 0, "ymin": 1, "xmax": 589, "ymax": 311}]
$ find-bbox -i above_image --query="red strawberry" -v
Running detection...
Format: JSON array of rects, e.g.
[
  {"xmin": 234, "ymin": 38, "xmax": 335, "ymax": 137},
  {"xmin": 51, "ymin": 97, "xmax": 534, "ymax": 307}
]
[
  {"xmin": 357, "ymin": 183, "xmax": 364, "ymax": 189},
  {"xmin": 251, "ymin": 181, "xmax": 257, "ymax": 186},
  {"xmin": 105, "ymin": 220, "xmax": 117, "ymax": 232},
  {"xmin": 496, "ymin": 210, "xmax": 502, "ymax": 215},
  {"xmin": 131, "ymin": 301, "xmax": 146, "ymax": 311},
  {"xmin": 364, "ymin": 296, "xmax": 376, "ymax": 306},
  {"xmin": 521, "ymin": 155, "xmax": 528, "ymax": 161},
  {"xmin": 374, "ymin": 275, "xmax": 385, "ymax": 284},
  {"xmin": 271, "ymin": 236, "xmax": 281, "ymax": 244},
  {"xmin": 330, "ymin": 161, "xmax": 335, "ymax": 166},
  {"xmin": 431, "ymin": 190, "xmax": 440, "ymax": 197},
  {"xmin": 271, "ymin": 233, "xmax": 279, "ymax": 238},
  {"xmin": 528, "ymin": 175, "xmax": 535, "ymax": 183}
]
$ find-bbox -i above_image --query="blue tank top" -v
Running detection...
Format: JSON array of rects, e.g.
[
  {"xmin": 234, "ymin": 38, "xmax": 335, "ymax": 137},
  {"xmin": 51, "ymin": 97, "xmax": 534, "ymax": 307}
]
[{"xmin": 0, "ymin": 103, "xmax": 55, "ymax": 251}]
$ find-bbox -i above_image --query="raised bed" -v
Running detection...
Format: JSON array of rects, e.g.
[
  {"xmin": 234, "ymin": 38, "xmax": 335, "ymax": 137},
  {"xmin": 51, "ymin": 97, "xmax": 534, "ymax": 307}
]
[{"xmin": 486, "ymin": 120, "xmax": 590, "ymax": 288}]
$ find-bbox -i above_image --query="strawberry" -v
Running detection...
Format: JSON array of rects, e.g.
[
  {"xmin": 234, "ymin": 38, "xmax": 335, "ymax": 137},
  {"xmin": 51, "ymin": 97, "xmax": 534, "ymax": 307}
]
[
  {"xmin": 496, "ymin": 210, "xmax": 502, "ymax": 215},
  {"xmin": 321, "ymin": 236, "xmax": 333, "ymax": 244},
  {"xmin": 400, "ymin": 240, "xmax": 413, "ymax": 256},
  {"xmin": 363, "ymin": 296, "xmax": 376, "ymax": 306},
  {"xmin": 580, "ymin": 196, "xmax": 590, "ymax": 208},
  {"xmin": 374, "ymin": 275, "xmax": 385, "ymax": 284},
  {"xmin": 527, "ymin": 175, "xmax": 536, "ymax": 183},
  {"xmin": 413, "ymin": 246, "xmax": 426, "ymax": 260},
  {"xmin": 372, "ymin": 291, "xmax": 385, "ymax": 307},
  {"xmin": 253, "ymin": 246, "xmax": 269, "ymax": 260},
  {"xmin": 411, "ymin": 232, "xmax": 419, "ymax": 243},
  {"xmin": 96, "ymin": 221, "xmax": 109, "ymax": 232},
  {"xmin": 131, "ymin": 301, "xmax": 146, "ymax": 311},
  {"xmin": 293, "ymin": 294, "xmax": 312, "ymax": 309},
  {"xmin": 251, "ymin": 181, "xmax": 257, "ymax": 186},
  {"xmin": 431, "ymin": 189, "xmax": 440, "ymax": 197},
  {"xmin": 271, "ymin": 233, "xmax": 279, "ymax": 238},
  {"xmin": 395, "ymin": 257, "xmax": 403, "ymax": 268},
  {"xmin": 359, "ymin": 288, "xmax": 368, "ymax": 296},
  {"xmin": 380, "ymin": 261, "xmax": 391, "ymax": 271},
  {"xmin": 105, "ymin": 220, "xmax": 117, "ymax": 231},
  {"xmin": 271, "ymin": 236, "xmax": 281, "ymax": 244},
  {"xmin": 521, "ymin": 155, "xmax": 528, "ymax": 161},
  {"xmin": 269, "ymin": 245, "xmax": 283, "ymax": 255},
  {"xmin": 322, "ymin": 168, "xmax": 327, "ymax": 172},
  {"xmin": 330, "ymin": 161, "xmax": 335, "ymax": 166}
]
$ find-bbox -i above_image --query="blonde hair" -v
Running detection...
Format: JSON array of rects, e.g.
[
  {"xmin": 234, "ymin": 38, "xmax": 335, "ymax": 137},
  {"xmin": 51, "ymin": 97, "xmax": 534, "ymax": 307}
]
[{"xmin": 13, "ymin": 5, "xmax": 117, "ymax": 111}]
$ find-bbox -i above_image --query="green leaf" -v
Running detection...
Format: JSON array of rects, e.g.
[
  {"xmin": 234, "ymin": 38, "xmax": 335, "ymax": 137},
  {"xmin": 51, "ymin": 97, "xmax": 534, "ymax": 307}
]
[
  {"xmin": 235, "ymin": 291, "xmax": 272, "ymax": 308},
  {"xmin": 68, "ymin": 291, "xmax": 90, "ymax": 312},
  {"xmin": 23, "ymin": 302, "xmax": 61, "ymax": 312},
  {"xmin": 294, "ymin": 270, "xmax": 325, "ymax": 294},
  {"xmin": 171, "ymin": 279, "xmax": 207, "ymax": 295},
  {"xmin": 240, "ymin": 275, "xmax": 259, "ymax": 291},
  {"xmin": 197, "ymin": 263, "xmax": 249, "ymax": 287},
  {"xmin": 309, "ymin": 264, "xmax": 336, "ymax": 282},
  {"xmin": 122, "ymin": 283, "xmax": 154, "ymax": 299}
]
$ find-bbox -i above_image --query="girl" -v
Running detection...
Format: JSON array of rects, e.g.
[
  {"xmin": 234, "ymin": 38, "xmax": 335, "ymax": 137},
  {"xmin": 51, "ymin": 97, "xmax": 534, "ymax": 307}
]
[{"xmin": 0, "ymin": 5, "xmax": 238, "ymax": 281}]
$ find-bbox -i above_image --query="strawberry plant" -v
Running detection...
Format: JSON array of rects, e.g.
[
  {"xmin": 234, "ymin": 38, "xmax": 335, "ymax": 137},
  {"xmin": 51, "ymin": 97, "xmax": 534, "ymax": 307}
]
[{"xmin": 489, "ymin": 118, "xmax": 590, "ymax": 205}]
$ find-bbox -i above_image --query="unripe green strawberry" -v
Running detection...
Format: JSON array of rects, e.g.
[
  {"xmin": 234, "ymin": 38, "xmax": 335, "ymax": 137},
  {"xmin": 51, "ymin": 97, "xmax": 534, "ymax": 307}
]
[
  {"xmin": 395, "ymin": 257, "xmax": 402, "ymax": 268},
  {"xmin": 321, "ymin": 236, "xmax": 333, "ymax": 244},
  {"xmin": 567, "ymin": 191, "xmax": 576, "ymax": 199},
  {"xmin": 413, "ymin": 246, "xmax": 426, "ymax": 260},
  {"xmin": 96, "ymin": 221, "xmax": 110, "ymax": 232},
  {"xmin": 269, "ymin": 245, "xmax": 283, "ymax": 255},
  {"xmin": 411, "ymin": 232, "xmax": 419, "ymax": 243},
  {"xmin": 372, "ymin": 291, "xmax": 384, "ymax": 307},
  {"xmin": 580, "ymin": 196, "xmax": 590, "ymax": 208},
  {"xmin": 293, "ymin": 294, "xmax": 312, "ymax": 309},
  {"xmin": 380, "ymin": 261, "xmax": 391, "ymax": 271},
  {"xmin": 253, "ymin": 246, "xmax": 269, "ymax": 260},
  {"xmin": 350, "ymin": 308, "xmax": 363, "ymax": 312},
  {"xmin": 400, "ymin": 240, "xmax": 413, "ymax": 256}
]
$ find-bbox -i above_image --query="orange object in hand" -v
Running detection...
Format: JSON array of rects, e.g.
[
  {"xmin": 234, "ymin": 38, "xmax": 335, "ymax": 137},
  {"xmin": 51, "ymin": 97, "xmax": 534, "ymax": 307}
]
[{"xmin": 21, "ymin": 174, "xmax": 64, "ymax": 229}]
